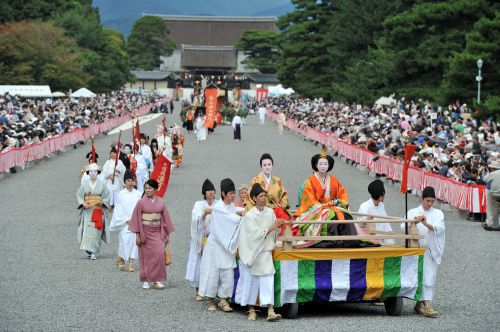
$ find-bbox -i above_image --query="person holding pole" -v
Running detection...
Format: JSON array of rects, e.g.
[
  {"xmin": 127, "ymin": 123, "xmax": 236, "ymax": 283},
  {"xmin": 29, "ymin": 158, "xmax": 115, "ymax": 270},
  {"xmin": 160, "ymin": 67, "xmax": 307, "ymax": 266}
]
[{"xmin": 403, "ymin": 186, "xmax": 445, "ymax": 318}]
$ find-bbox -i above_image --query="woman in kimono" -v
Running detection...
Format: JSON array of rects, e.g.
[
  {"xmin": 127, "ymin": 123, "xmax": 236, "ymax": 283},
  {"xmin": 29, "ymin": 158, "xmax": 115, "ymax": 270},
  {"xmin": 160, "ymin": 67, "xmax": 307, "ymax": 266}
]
[
  {"xmin": 185, "ymin": 179, "xmax": 216, "ymax": 299},
  {"xmin": 246, "ymin": 153, "xmax": 293, "ymax": 235},
  {"xmin": 76, "ymin": 163, "xmax": 111, "ymax": 260},
  {"xmin": 294, "ymin": 148, "xmax": 364, "ymax": 248},
  {"xmin": 129, "ymin": 179, "xmax": 175, "ymax": 290},
  {"xmin": 109, "ymin": 171, "xmax": 141, "ymax": 272}
]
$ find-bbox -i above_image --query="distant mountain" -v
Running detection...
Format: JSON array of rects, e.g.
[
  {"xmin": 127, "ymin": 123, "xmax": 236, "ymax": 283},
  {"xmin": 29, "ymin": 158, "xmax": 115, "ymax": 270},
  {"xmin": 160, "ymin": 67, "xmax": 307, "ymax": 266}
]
[{"xmin": 92, "ymin": 0, "xmax": 293, "ymax": 36}]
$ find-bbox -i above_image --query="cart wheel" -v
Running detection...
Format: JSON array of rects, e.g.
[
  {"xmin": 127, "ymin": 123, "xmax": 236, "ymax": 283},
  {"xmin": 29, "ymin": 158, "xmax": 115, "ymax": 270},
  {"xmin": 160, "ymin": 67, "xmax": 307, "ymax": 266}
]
[
  {"xmin": 280, "ymin": 303, "xmax": 299, "ymax": 319},
  {"xmin": 384, "ymin": 297, "xmax": 403, "ymax": 316}
]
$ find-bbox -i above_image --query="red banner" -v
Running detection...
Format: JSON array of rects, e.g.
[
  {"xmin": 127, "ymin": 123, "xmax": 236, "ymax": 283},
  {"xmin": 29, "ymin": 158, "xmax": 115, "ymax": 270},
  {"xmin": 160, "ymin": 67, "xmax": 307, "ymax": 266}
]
[
  {"xmin": 401, "ymin": 144, "xmax": 416, "ymax": 193},
  {"xmin": 149, "ymin": 154, "xmax": 171, "ymax": 198},
  {"xmin": 204, "ymin": 88, "xmax": 217, "ymax": 128},
  {"xmin": 256, "ymin": 88, "xmax": 268, "ymax": 101}
]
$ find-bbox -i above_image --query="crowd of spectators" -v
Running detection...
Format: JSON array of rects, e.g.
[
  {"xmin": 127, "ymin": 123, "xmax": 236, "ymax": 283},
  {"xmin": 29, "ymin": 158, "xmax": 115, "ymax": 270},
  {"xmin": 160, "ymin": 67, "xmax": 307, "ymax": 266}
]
[
  {"xmin": 265, "ymin": 96, "xmax": 500, "ymax": 186},
  {"xmin": 0, "ymin": 92, "xmax": 159, "ymax": 153}
]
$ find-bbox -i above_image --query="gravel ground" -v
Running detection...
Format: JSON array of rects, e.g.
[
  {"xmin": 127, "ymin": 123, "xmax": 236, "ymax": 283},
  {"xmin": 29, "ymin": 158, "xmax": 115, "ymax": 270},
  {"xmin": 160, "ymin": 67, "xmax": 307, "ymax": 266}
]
[{"xmin": 0, "ymin": 104, "xmax": 498, "ymax": 331}]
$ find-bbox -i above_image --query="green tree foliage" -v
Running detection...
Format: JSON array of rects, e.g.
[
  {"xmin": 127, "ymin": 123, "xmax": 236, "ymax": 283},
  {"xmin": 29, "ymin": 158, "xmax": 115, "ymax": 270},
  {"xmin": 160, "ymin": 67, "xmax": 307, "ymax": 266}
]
[
  {"xmin": 127, "ymin": 16, "xmax": 175, "ymax": 70},
  {"xmin": 0, "ymin": 0, "xmax": 132, "ymax": 92},
  {"xmin": 52, "ymin": 5, "xmax": 133, "ymax": 92},
  {"xmin": 276, "ymin": 0, "xmax": 336, "ymax": 99},
  {"xmin": 0, "ymin": 0, "xmax": 86, "ymax": 24},
  {"xmin": 382, "ymin": 0, "xmax": 496, "ymax": 101},
  {"xmin": 0, "ymin": 22, "xmax": 89, "ymax": 90},
  {"xmin": 236, "ymin": 29, "xmax": 280, "ymax": 74},
  {"xmin": 443, "ymin": 13, "xmax": 500, "ymax": 119}
]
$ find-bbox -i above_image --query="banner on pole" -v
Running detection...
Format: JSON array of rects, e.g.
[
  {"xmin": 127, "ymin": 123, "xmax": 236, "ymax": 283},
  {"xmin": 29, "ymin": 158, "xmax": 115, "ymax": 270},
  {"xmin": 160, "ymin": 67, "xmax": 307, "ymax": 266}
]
[
  {"xmin": 204, "ymin": 88, "xmax": 217, "ymax": 128},
  {"xmin": 149, "ymin": 154, "xmax": 171, "ymax": 197},
  {"xmin": 401, "ymin": 144, "xmax": 417, "ymax": 193}
]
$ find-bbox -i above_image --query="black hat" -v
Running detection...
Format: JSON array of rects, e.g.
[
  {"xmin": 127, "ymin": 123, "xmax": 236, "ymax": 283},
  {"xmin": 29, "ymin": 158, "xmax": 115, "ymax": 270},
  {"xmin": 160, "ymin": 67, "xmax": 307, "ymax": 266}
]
[
  {"xmin": 368, "ymin": 179, "xmax": 385, "ymax": 200},
  {"xmin": 249, "ymin": 183, "xmax": 265, "ymax": 201},
  {"xmin": 311, "ymin": 149, "xmax": 334, "ymax": 172},
  {"xmin": 422, "ymin": 186, "xmax": 436, "ymax": 199},
  {"xmin": 124, "ymin": 170, "xmax": 135, "ymax": 182},
  {"xmin": 220, "ymin": 178, "xmax": 235, "ymax": 194},
  {"xmin": 145, "ymin": 178, "xmax": 159, "ymax": 190},
  {"xmin": 110, "ymin": 146, "xmax": 117, "ymax": 154},
  {"xmin": 202, "ymin": 179, "xmax": 215, "ymax": 197},
  {"xmin": 260, "ymin": 153, "xmax": 273, "ymax": 166},
  {"xmin": 86, "ymin": 151, "xmax": 99, "ymax": 161}
]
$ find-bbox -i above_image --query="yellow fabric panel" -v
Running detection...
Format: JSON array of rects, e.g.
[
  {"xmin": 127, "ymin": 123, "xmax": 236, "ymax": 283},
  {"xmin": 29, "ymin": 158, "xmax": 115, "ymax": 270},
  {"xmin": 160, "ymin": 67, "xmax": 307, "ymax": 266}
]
[
  {"xmin": 363, "ymin": 258, "xmax": 385, "ymax": 300},
  {"xmin": 272, "ymin": 247, "xmax": 425, "ymax": 261}
]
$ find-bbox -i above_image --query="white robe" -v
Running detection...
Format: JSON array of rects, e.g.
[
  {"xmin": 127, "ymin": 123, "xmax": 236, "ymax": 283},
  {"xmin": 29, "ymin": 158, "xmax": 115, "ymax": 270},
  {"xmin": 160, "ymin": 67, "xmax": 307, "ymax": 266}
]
[
  {"xmin": 157, "ymin": 135, "xmax": 173, "ymax": 162},
  {"xmin": 109, "ymin": 188, "xmax": 141, "ymax": 261},
  {"xmin": 185, "ymin": 199, "xmax": 213, "ymax": 288},
  {"xmin": 198, "ymin": 200, "xmax": 243, "ymax": 298},
  {"xmin": 257, "ymin": 107, "xmax": 266, "ymax": 124},
  {"xmin": 195, "ymin": 117, "xmax": 207, "ymax": 142},
  {"xmin": 134, "ymin": 154, "xmax": 148, "ymax": 192},
  {"xmin": 403, "ymin": 205, "xmax": 445, "ymax": 301},
  {"xmin": 102, "ymin": 159, "xmax": 126, "ymax": 206},
  {"xmin": 235, "ymin": 206, "xmax": 277, "ymax": 306},
  {"xmin": 357, "ymin": 199, "xmax": 395, "ymax": 244},
  {"xmin": 140, "ymin": 144, "xmax": 153, "ymax": 172}
]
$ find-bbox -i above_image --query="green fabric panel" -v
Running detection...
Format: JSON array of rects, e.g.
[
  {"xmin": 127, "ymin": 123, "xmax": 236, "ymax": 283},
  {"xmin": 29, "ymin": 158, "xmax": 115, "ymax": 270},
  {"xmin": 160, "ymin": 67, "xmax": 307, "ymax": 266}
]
[
  {"xmin": 415, "ymin": 255, "xmax": 424, "ymax": 301},
  {"xmin": 296, "ymin": 260, "xmax": 316, "ymax": 303},
  {"xmin": 274, "ymin": 260, "xmax": 282, "ymax": 308},
  {"xmin": 381, "ymin": 256, "xmax": 402, "ymax": 299}
]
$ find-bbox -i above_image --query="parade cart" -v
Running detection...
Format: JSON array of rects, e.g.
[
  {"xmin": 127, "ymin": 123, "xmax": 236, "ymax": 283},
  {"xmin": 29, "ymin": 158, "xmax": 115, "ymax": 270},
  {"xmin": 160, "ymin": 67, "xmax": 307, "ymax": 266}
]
[{"xmin": 232, "ymin": 215, "xmax": 424, "ymax": 319}]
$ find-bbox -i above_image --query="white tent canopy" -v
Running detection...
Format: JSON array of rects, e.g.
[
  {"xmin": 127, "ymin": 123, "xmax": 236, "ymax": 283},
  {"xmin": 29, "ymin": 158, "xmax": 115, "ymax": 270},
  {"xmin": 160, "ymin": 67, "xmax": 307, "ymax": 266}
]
[
  {"xmin": 52, "ymin": 91, "xmax": 66, "ymax": 97},
  {"xmin": 374, "ymin": 95, "xmax": 397, "ymax": 106},
  {"xmin": 71, "ymin": 87, "xmax": 96, "ymax": 98},
  {"xmin": 268, "ymin": 84, "xmax": 294, "ymax": 97},
  {"xmin": 0, "ymin": 85, "xmax": 52, "ymax": 97}
]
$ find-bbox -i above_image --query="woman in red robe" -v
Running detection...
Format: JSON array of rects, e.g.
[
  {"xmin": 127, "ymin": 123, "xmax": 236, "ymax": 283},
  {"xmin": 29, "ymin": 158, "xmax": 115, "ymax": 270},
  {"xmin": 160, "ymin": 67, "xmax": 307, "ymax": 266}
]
[{"xmin": 129, "ymin": 179, "xmax": 175, "ymax": 289}]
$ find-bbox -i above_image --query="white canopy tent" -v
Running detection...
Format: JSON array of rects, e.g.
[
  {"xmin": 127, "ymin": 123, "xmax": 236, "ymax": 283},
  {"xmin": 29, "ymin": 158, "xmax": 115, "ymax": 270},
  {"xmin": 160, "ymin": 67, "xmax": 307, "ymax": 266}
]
[
  {"xmin": 374, "ymin": 96, "xmax": 397, "ymax": 106},
  {"xmin": 268, "ymin": 84, "xmax": 295, "ymax": 97},
  {"xmin": 0, "ymin": 85, "xmax": 52, "ymax": 97},
  {"xmin": 52, "ymin": 91, "xmax": 66, "ymax": 97},
  {"xmin": 71, "ymin": 88, "xmax": 96, "ymax": 98}
]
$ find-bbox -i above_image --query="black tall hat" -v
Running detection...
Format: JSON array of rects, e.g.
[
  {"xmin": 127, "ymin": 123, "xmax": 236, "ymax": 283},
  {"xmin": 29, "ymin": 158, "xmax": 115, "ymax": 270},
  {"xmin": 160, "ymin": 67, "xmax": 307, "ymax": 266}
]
[
  {"xmin": 422, "ymin": 186, "xmax": 436, "ymax": 199},
  {"xmin": 250, "ymin": 183, "xmax": 265, "ymax": 200},
  {"xmin": 202, "ymin": 179, "xmax": 215, "ymax": 196},
  {"xmin": 85, "ymin": 151, "xmax": 99, "ymax": 160},
  {"xmin": 368, "ymin": 179, "xmax": 385, "ymax": 200},
  {"xmin": 220, "ymin": 178, "xmax": 235, "ymax": 194}
]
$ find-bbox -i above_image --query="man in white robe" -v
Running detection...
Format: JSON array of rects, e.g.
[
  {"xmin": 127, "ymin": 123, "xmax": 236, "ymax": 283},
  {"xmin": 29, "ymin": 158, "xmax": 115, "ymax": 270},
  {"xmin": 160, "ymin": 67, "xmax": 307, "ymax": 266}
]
[
  {"xmin": 403, "ymin": 186, "xmax": 445, "ymax": 318},
  {"xmin": 186, "ymin": 179, "xmax": 216, "ymax": 299},
  {"xmin": 109, "ymin": 171, "xmax": 141, "ymax": 272},
  {"xmin": 257, "ymin": 105, "xmax": 266, "ymax": 125},
  {"xmin": 102, "ymin": 146, "xmax": 126, "ymax": 206},
  {"xmin": 198, "ymin": 178, "xmax": 244, "ymax": 312},
  {"xmin": 157, "ymin": 133, "xmax": 173, "ymax": 162},
  {"xmin": 195, "ymin": 115, "xmax": 207, "ymax": 142},
  {"xmin": 134, "ymin": 153, "xmax": 148, "ymax": 192},
  {"xmin": 235, "ymin": 184, "xmax": 283, "ymax": 321},
  {"xmin": 357, "ymin": 179, "xmax": 395, "ymax": 245}
]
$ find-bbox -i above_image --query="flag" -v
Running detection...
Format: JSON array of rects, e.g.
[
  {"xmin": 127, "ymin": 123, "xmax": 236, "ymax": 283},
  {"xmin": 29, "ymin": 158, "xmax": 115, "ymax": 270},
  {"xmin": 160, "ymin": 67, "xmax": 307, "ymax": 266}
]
[
  {"xmin": 149, "ymin": 154, "xmax": 171, "ymax": 197},
  {"xmin": 133, "ymin": 117, "xmax": 140, "ymax": 153},
  {"xmin": 91, "ymin": 137, "xmax": 96, "ymax": 163},
  {"xmin": 204, "ymin": 88, "xmax": 218, "ymax": 128},
  {"xmin": 162, "ymin": 114, "xmax": 167, "ymax": 136},
  {"xmin": 401, "ymin": 144, "xmax": 417, "ymax": 193},
  {"xmin": 112, "ymin": 130, "xmax": 122, "ymax": 185}
]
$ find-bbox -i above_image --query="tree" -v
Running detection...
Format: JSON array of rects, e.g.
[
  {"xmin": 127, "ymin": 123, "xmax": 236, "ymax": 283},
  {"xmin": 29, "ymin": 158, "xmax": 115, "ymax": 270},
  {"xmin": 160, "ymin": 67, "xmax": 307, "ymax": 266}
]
[
  {"xmin": 276, "ymin": 0, "xmax": 336, "ymax": 99},
  {"xmin": 236, "ymin": 29, "xmax": 280, "ymax": 74},
  {"xmin": 52, "ymin": 5, "xmax": 133, "ymax": 92},
  {"xmin": 443, "ymin": 13, "xmax": 500, "ymax": 120},
  {"xmin": 127, "ymin": 16, "xmax": 175, "ymax": 70},
  {"xmin": 381, "ymin": 0, "xmax": 496, "ymax": 101},
  {"xmin": 0, "ymin": 0, "xmax": 86, "ymax": 24},
  {"xmin": 0, "ymin": 22, "xmax": 89, "ymax": 90}
]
